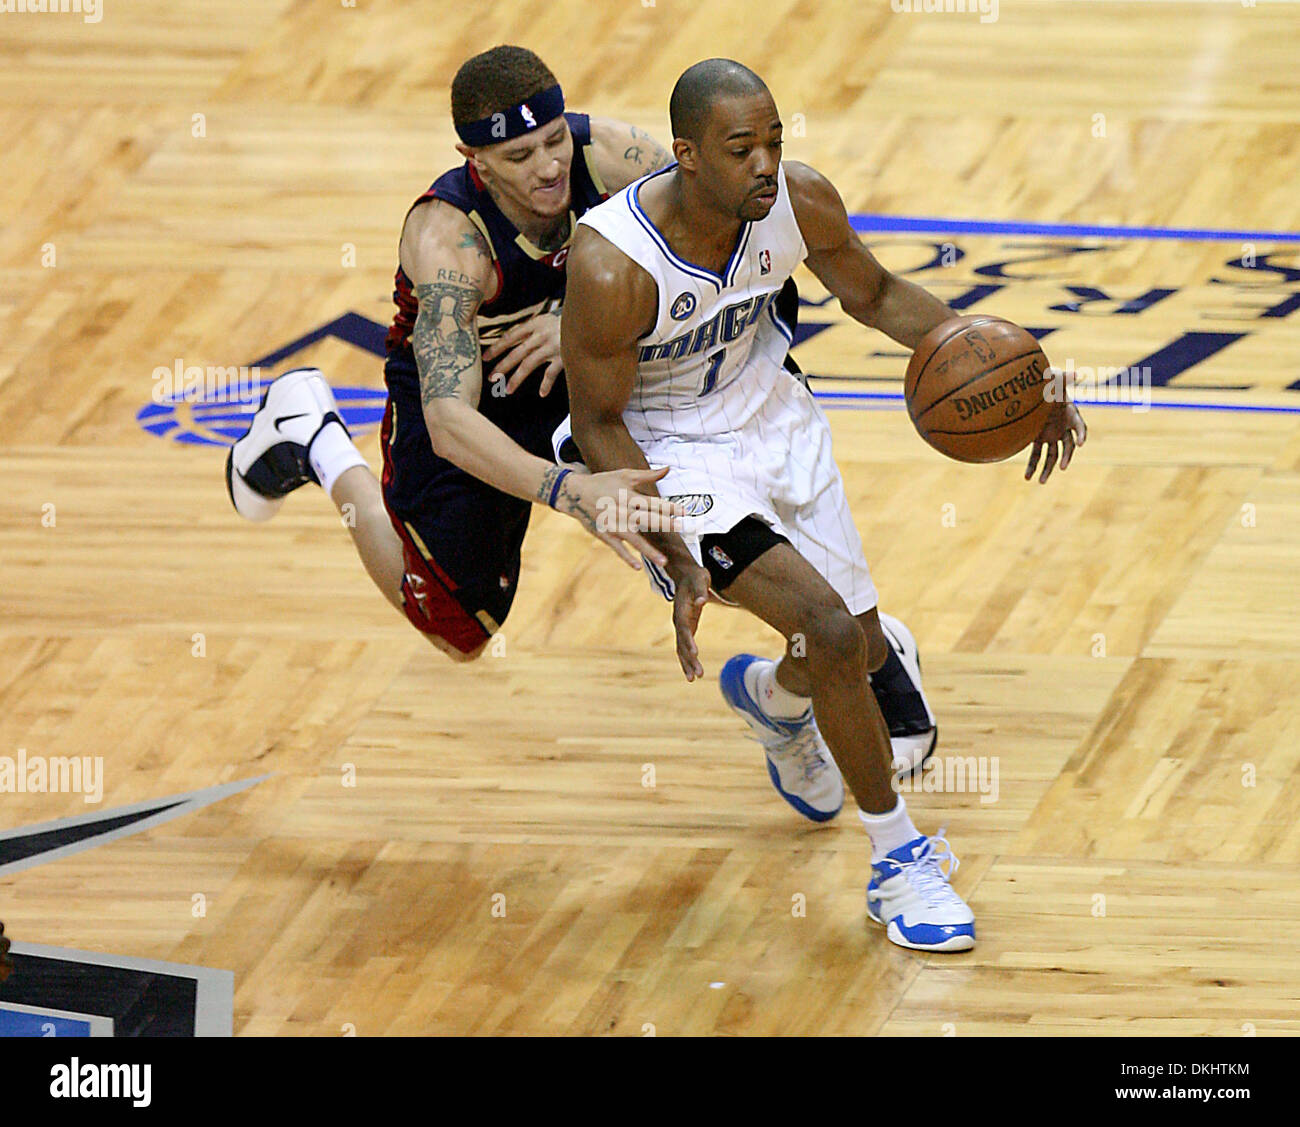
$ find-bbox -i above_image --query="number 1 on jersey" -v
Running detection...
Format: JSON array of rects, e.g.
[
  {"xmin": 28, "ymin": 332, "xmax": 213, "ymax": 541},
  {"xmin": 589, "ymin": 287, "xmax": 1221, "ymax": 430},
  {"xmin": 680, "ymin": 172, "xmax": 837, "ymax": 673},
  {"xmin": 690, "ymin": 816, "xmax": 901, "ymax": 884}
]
[{"xmin": 701, "ymin": 348, "xmax": 726, "ymax": 396}]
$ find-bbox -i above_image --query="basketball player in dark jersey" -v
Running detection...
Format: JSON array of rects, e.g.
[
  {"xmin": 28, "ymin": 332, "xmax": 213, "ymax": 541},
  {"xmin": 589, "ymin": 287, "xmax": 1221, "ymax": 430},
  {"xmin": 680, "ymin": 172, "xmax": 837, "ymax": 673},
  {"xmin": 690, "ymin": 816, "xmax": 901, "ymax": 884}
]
[
  {"xmin": 224, "ymin": 46, "xmax": 939, "ymax": 799},
  {"xmin": 227, "ymin": 46, "xmax": 684, "ymax": 661}
]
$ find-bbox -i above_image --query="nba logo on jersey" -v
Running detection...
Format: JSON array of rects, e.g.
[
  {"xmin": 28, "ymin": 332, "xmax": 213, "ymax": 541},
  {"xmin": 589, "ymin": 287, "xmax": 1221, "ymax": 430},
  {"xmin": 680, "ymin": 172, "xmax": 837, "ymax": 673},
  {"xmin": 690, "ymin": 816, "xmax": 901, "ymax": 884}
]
[
  {"xmin": 671, "ymin": 292, "xmax": 696, "ymax": 320},
  {"xmin": 759, "ymin": 249, "xmax": 772, "ymax": 275}
]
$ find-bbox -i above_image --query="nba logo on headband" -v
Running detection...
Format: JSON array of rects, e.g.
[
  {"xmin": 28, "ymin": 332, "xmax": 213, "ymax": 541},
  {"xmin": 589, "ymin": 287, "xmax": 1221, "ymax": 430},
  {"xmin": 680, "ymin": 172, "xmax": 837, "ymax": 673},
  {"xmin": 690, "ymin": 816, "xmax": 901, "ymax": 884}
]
[{"xmin": 458, "ymin": 85, "xmax": 565, "ymax": 147}]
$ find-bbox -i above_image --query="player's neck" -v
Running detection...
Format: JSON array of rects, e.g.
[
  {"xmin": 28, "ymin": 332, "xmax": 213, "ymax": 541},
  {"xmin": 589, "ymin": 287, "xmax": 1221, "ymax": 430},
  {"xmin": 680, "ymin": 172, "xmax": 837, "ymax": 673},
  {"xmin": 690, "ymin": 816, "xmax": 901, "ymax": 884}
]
[
  {"xmin": 646, "ymin": 172, "xmax": 744, "ymax": 275},
  {"xmin": 488, "ymin": 186, "xmax": 570, "ymax": 253}
]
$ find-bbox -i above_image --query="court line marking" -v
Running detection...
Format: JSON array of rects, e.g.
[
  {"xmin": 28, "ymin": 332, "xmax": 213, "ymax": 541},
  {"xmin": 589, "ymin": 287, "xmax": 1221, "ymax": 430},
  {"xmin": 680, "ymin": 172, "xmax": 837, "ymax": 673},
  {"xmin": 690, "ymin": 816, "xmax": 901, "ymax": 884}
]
[
  {"xmin": 813, "ymin": 389, "xmax": 1300, "ymax": 415},
  {"xmin": 9, "ymin": 942, "xmax": 233, "ymax": 1037},
  {"xmin": 849, "ymin": 215, "xmax": 1300, "ymax": 243}
]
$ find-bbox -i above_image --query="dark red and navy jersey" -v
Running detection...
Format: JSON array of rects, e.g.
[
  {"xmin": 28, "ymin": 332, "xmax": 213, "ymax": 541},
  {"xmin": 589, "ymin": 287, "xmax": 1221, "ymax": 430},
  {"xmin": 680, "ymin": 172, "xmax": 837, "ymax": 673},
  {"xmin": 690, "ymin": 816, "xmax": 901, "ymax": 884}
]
[{"xmin": 384, "ymin": 112, "xmax": 609, "ymax": 450}]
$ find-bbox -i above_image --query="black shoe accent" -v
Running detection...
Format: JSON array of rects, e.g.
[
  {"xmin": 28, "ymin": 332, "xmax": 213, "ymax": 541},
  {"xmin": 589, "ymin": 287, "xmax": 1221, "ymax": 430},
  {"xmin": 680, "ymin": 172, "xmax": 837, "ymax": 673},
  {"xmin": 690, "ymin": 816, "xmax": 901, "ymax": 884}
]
[
  {"xmin": 896, "ymin": 727, "xmax": 939, "ymax": 780},
  {"xmin": 225, "ymin": 446, "xmax": 237, "ymax": 510},
  {"xmin": 242, "ymin": 440, "xmax": 314, "ymax": 498},
  {"xmin": 869, "ymin": 646, "xmax": 933, "ymax": 738},
  {"xmin": 302, "ymin": 411, "xmax": 349, "ymax": 487}
]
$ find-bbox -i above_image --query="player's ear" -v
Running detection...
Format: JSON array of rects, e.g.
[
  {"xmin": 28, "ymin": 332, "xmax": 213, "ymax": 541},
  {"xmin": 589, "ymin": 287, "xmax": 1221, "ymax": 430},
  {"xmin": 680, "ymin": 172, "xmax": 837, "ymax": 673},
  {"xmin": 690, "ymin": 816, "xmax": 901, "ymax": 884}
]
[
  {"xmin": 672, "ymin": 137, "xmax": 697, "ymax": 172},
  {"xmin": 457, "ymin": 143, "xmax": 487, "ymax": 177}
]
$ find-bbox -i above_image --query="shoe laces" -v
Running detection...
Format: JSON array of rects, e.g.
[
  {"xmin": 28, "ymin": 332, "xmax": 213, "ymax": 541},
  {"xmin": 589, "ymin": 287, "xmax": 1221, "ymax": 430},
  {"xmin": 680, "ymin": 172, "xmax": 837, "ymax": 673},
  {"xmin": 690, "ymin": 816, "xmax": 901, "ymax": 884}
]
[
  {"xmin": 778, "ymin": 719, "xmax": 833, "ymax": 783},
  {"xmin": 892, "ymin": 829, "xmax": 961, "ymax": 905}
]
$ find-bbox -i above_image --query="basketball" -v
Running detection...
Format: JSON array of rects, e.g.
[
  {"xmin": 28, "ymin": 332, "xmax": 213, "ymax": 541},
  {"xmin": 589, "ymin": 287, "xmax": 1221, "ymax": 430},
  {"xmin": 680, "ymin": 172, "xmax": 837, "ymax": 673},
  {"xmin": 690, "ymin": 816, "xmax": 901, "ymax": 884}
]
[{"xmin": 905, "ymin": 315, "xmax": 1051, "ymax": 463}]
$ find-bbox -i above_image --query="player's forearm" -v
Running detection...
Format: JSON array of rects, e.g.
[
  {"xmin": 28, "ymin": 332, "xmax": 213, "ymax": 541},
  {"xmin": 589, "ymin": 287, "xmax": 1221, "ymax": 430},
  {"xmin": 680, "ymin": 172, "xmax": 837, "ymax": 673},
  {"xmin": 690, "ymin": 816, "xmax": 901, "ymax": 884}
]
[
  {"xmin": 572, "ymin": 412, "xmax": 650, "ymax": 476},
  {"xmin": 848, "ymin": 273, "xmax": 953, "ymax": 351},
  {"xmin": 423, "ymin": 399, "xmax": 567, "ymax": 506},
  {"xmin": 573, "ymin": 412, "xmax": 697, "ymax": 570}
]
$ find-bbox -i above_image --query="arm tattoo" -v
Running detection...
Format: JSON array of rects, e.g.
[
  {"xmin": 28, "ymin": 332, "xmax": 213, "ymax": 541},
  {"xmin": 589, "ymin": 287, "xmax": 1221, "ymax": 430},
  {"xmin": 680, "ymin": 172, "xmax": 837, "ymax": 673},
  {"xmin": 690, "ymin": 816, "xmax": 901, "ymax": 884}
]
[
  {"xmin": 412, "ymin": 280, "xmax": 481, "ymax": 407},
  {"xmin": 538, "ymin": 466, "xmax": 598, "ymax": 527},
  {"xmin": 457, "ymin": 227, "xmax": 492, "ymax": 263},
  {"xmin": 629, "ymin": 124, "xmax": 672, "ymax": 173},
  {"xmin": 536, "ymin": 465, "xmax": 564, "ymax": 505}
]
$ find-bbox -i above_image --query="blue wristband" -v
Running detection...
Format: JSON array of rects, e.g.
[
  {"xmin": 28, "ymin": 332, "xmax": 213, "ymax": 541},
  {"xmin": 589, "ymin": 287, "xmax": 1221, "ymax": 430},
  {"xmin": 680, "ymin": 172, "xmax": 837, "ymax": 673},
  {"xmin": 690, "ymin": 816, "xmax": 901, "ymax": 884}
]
[{"xmin": 546, "ymin": 468, "xmax": 572, "ymax": 509}]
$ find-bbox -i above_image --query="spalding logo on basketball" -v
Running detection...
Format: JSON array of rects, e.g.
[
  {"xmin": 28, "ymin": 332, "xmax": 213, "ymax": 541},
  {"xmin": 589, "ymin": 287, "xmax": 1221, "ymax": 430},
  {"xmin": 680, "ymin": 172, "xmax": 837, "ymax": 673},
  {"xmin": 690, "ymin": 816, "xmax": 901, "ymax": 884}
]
[
  {"xmin": 137, "ymin": 387, "xmax": 387, "ymax": 447},
  {"xmin": 904, "ymin": 315, "xmax": 1051, "ymax": 464}
]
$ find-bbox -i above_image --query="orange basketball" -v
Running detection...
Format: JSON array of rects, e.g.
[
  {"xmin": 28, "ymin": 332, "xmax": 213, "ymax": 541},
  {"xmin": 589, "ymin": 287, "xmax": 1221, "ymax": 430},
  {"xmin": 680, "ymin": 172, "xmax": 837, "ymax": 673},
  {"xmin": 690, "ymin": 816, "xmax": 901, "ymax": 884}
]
[{"xmin": 904, "ymin": 315, "xmax": 1051, "ymax": 463}]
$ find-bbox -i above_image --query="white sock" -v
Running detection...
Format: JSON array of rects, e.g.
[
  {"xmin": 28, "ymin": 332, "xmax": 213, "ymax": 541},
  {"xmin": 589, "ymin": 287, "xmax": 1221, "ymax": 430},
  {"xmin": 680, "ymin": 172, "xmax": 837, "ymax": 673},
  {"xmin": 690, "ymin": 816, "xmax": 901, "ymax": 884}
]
[
  {"xmin": 308, "ymin": 419, "xmax": 367, "ymax": 498},
  {"xmin": 745, "ymin": 659, "xmax": 810, "ymax": 720},
  {"xmin": 859, "ymin": 798, "xmax": 921, "ymax": 861}
]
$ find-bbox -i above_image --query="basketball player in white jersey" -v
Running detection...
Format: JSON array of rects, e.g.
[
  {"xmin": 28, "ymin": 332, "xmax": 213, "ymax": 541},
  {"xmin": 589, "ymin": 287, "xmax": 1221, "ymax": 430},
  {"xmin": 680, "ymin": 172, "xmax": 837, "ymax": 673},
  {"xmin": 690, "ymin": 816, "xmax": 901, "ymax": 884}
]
[{"xmin": 561, "ymin": 59, "xmax": 1086, "ymax": 951}]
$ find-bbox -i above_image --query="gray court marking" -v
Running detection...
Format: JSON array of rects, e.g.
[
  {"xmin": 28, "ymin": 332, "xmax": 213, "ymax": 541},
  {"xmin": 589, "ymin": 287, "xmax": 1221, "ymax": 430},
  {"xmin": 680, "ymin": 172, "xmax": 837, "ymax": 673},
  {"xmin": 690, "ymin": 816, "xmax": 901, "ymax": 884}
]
[
  {"xmin": 8, "ymin": 942, "xmax": 235, "ymax": 1037},
  {"xmin": 0, "ymin": 775, "xmax": 270, "ymax": 877}
]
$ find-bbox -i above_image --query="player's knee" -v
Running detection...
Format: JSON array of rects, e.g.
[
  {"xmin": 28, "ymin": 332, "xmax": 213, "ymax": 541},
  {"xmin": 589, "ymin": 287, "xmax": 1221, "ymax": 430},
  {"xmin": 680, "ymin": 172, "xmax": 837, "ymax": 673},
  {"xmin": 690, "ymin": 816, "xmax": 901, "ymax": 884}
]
[
  {"xmin": 798, "ymin": 605, "xmax": 866, "ymax": 672},
  {"xmin": 422, "ymin": 632, "xmax": 488, "ymax": 663},
  {"xmin": 859, "ymin": 609, "xmax": 891, "ymax": 672}
]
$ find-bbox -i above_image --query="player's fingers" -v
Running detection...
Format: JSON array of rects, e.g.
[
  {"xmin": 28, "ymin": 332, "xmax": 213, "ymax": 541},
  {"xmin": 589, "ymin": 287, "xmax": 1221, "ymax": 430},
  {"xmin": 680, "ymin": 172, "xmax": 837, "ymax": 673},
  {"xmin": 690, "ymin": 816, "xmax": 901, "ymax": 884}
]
[
  {"xmin": 622, "ymin": 466, "xmax": 671, "ymax": 491},
  {"xmin": 599, "ymin": 532, "xmax": 642, "ymax": 570},
  {"xmin": 481, "ymin": 324, "xmax": 528, "ymax": 361},
  {"xmin": 620, "ymin": 488, "xmax": 681, "ymax": 519},
  {"xmin": 1038, "ymin": 442, "xmax": 1059, "ymax": 484},
  {"xmin": 1025, "ymin": 441, "xmax": 1043, "ymax": 481},
  {"xmin": 1060, "ymin": 429, "xmax": 1076, "ymax": 470},
  {"xmin": 674, "ymin": 610, "xmax": 698, "ymax": 679},
  {"xmin": 538, "ymin": 360, "xmax": 563, "ymax": 397},
  {"xmin": 1074, "ymin": 408, "xmax": 1088, "ymax": 445},
  {"xmin": 500, "ymin": 346, "xmax": 545, "ymax": 392},
  {"xmin": 620, "ymin": 530, "xmax": 668, "ymax": 569},
  {"xmin": 690, "ymin": 591, "xmax": 707, "ymax": 632},
  {"xmin": 687, "ymin": 597, "xmax": 706, "ymax": 678}
]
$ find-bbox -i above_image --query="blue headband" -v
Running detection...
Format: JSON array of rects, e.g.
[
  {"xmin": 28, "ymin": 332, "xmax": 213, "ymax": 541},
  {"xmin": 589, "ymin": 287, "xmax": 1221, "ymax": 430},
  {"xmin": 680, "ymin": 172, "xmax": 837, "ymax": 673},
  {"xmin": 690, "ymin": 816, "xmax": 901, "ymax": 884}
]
[{"xmin": 456, "ymin": 84, "xmax": 565, "ymax": 147}]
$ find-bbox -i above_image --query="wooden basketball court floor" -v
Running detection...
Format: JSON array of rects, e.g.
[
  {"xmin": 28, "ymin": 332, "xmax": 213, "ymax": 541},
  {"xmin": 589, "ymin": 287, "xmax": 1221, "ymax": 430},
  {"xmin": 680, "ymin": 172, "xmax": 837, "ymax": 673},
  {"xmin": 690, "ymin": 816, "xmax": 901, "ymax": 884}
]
[{"xmin": 2, "ymin": 1, "xmax": 1299, "ymax": 1036}]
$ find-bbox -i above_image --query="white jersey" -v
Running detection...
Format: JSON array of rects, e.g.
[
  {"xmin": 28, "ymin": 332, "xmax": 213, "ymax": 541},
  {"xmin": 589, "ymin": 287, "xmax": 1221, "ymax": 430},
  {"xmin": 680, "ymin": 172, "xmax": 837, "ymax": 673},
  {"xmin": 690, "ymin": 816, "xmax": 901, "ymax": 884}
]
[
  {"xmin": 561, "ymin": 161, "xmax": 878, "ymax": 616},
  {"xmin": 577, "ymin": 162, "xmax": 807, "ymax": 446}
]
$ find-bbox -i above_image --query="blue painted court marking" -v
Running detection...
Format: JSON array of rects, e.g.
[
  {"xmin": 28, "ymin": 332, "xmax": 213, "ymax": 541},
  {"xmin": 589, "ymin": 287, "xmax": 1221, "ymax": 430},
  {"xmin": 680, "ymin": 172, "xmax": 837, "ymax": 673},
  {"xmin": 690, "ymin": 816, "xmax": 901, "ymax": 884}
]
[
  {"xmin": 812, "ymin": 389, "xmax": 1300, "ymax": 416},
  {"xmin": 849, "ymin": 215, "xmax": 1300, "ymax": 244}
]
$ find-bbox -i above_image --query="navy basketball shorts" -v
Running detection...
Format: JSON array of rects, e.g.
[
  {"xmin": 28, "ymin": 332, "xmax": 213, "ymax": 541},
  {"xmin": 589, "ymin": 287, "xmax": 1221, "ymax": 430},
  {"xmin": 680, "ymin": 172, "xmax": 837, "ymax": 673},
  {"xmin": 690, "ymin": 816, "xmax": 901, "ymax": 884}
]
[{"xmin": 379, "ymin": 358, "xmax": 532, "ymax": 655}]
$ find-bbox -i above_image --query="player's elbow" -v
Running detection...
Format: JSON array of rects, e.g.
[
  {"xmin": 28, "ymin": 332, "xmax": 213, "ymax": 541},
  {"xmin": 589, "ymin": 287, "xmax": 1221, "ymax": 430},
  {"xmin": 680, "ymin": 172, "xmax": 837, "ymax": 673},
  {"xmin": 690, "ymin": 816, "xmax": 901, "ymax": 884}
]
[
  {"xmin": 841, "ymin": 283, "xmax": 888, "ymax": 328},
  {"xmin": 853, "ymin": 268, "xmax": 906, "ymax": 328},
  {"xmin": 421, "ymin": 397, "xmax": 460, "ymax": 457}
]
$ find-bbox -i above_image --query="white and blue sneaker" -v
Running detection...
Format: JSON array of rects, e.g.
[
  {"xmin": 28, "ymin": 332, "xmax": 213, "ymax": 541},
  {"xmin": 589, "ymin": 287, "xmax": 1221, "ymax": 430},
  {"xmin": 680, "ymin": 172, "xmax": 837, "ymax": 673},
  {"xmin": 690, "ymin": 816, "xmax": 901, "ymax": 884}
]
[
  {"xmin": 873, "ymin": 612, "xmax": 938, "ymax": 778},
  {"xmin": 719, "ymin": 654, "xmax": 844, "ymax": 822},
  {"xmin": 225, "ymin": 368, "xmax": 343, "ymax": 522},
  {"xmin": 866, "ymin": 830, "xmax": 976, "ymax": 952}
]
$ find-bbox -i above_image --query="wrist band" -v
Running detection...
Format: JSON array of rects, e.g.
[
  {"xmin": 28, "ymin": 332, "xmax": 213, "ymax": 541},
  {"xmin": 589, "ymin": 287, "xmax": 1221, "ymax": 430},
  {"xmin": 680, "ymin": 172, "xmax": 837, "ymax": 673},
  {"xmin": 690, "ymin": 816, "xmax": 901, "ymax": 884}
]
[{"xmin": 546, "ymin": 468, "xmax": 571, "ymax": 509}]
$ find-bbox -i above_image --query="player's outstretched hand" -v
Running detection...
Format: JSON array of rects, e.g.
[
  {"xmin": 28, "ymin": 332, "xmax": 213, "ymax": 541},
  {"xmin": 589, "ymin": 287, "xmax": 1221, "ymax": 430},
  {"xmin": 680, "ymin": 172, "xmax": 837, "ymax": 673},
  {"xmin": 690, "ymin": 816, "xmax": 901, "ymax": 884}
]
[
  {"xmin": 483, "ymin": 307, "xmax": 564, "ymax": 398},
  {"xmin": 1026, "ymin": 389, "xmax": 1087, "ymax": 484},
  {"xmin": 0, "ymin": 921, "xmax": 14, "ymax": 983},
  {"xmin": 670, "ymin": 561, "xmax": 711, "ymax": 682},
  {"xmin": 555, "ymin": 466, "xmax": 685, "ymax": 570}
]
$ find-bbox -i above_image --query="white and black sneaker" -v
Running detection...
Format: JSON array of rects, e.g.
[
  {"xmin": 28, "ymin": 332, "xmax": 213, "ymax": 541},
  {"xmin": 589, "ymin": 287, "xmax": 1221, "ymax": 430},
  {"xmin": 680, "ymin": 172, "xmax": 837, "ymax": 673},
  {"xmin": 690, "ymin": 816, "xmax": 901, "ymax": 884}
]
[
  {"xmin": 225, "ymin": 368, "xmax": 344, "ymax": 522},
  {"xmin": 872, "ymin": 612, "xmax": 938, "ymax": 778}
]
